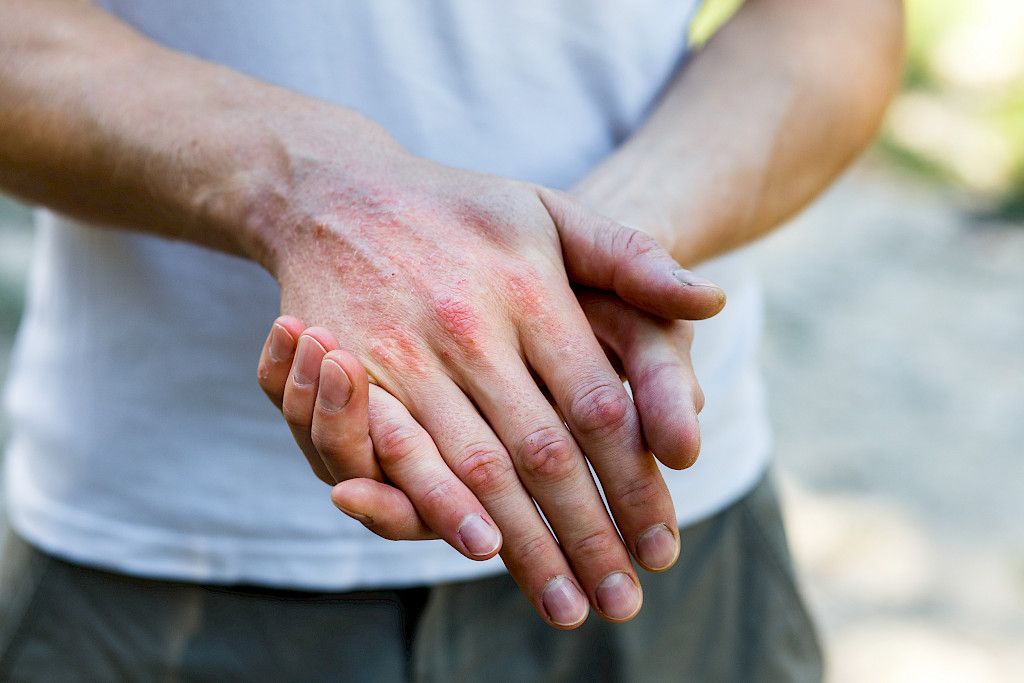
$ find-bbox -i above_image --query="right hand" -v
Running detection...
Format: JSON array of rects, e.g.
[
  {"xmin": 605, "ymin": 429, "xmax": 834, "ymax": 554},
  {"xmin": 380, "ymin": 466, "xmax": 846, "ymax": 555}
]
[
  {"xmin": 258, "ymin": 295, "xmax": 708, "ymax": 630},
  {"xmin": 255, "ymin": 143, "xmax": 723, "ymax": 628}
]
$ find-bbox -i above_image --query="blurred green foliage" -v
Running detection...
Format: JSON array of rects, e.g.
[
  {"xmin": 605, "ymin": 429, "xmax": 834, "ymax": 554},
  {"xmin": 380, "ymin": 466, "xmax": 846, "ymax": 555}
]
[
  {"xmin": 898, "ymin": 0, "xmax": 1024, "ymax": 216},
  {"xmin": 691, "ymin": 0, "xmax": 1024, "ymax": 217}
]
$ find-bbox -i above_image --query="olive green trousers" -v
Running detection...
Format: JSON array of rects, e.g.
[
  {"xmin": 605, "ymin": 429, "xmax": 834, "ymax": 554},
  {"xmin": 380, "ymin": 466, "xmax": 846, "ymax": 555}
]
[{"xmin": 0, "ymin": 472, "xmax": 822, "ymax": 682}]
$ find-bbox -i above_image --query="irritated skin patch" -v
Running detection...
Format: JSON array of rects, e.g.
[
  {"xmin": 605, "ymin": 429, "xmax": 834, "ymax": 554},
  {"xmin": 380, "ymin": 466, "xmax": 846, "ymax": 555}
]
[
  {"xmin": 366, "ymin": 333, "xmax": 430, "ymax": 380},
  {"xmin": 278, "ymin": 177, "xmax": 581, "ymax": 390},
  {"xmin": 430, "ymin": 290, "xmax": 483, "ymax": 340},
  {"xmin": 504, "ymin": 270, "xmax": 546, "ymax": 318},
  {"xmin": 450, "ymin": 199, "xmax": 520, "ymax": 251}
]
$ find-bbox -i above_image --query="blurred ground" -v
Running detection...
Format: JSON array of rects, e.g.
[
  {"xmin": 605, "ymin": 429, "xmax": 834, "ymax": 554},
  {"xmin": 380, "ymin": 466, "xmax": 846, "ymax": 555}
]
[
  {"xmin": 753, "ymin": 158, "xmax": 1024, "ymax": 682},
  {"xmin": 1, "ymin": 159, "xmax": 1021, "ymax": 680}
]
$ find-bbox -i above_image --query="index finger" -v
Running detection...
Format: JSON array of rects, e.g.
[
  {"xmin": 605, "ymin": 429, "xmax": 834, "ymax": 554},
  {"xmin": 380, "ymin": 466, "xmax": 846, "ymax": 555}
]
[
  {"xmin": 517, "ymin": 281, "xmax": 681, "ymax": 574},
  {"xmin": 256, "ymin": 315, "xmax": 306, "ymax": 409},
  {"xmin": 312, "ymin": 349, "xmax": 382, "ymax": 482}
]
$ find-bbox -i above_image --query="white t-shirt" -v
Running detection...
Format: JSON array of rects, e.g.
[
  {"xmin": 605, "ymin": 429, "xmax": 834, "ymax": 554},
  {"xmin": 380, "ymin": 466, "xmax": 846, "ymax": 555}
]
[{"xmin": 2, "ymin": 0, "xmax": 770, "ymax": 590}]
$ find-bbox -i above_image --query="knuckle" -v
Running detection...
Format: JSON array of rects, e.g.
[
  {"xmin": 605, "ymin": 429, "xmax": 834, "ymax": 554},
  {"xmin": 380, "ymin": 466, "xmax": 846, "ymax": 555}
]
[
  {"xmin": 513, "ymin": 532, "xmax": 555, "ymax": 569},
  {"xmin": 636, "ymin": 361, "xmax": 680, "ymax": 388},
  {"xmin": 429, "ymin": 292, "xmax": 484, "ymax": 344},
  {"xmin": 309, "ymin": 424, "xmax": 333, "ymax": 454},
  {"xmin": 281, "ymin": 398, "xmax": 312, "ymax": 429},
  {"xmin": 422, "ymin": 290, "xmax": 499, "ymax": 367},
  {"xmin": 366, "ymin": 335, "xmax": 432, "ymax": 380},
  {"xmin": 613, "ymin": 476, "xmax": 664, "ymax": 513},
  {"xmin": 569, "ymin": 380, "xmax": 632, "ymax": 439},
  {"xmin": 517, "ymin": 427, "xmax": 579, "ymax": 482},
  {"xmin": 568, "ymin": 529, "xmax": 620, "ymax": 563},
  {"xmin": 419, "ymin": 478, "xmax": 460, "ymax": 510},
  {"xmin": 310, "ymin": 423, "xmax": 351, "ymax": 459},
  {"xmin": 618, "ymin": 228, "xmax": 660, "ymax": 260},
  {"xmin": 456, "ymin": 446, "xmax": 515, "ymax": 496},
  {"xmin": 374, "ymin": 421, "xmax": 422, "ymax": 468},
  {"xmin": 503, "ymin": 268, "xmax": 545, "ymax": 316}
]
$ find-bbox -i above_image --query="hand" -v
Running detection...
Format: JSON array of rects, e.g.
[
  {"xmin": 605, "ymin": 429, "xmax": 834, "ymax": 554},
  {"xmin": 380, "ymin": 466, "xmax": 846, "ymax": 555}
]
[
  {"xmin": 258, "ymin": 288, "xmax": 706, "ymax": 627},
  {"xmin": 262, "ymin": 153, "xmax": 721, "ymax": 628},
  {"xmin": 0, "ymin": 1, "xmax": 725, "ymax": 627}
]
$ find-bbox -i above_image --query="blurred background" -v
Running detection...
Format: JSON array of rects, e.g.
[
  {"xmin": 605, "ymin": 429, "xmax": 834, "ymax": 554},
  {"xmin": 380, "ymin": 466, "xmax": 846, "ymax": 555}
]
[{"xmin": 1, "ymin": 1, "xmax": 1022, "ymax": 680}]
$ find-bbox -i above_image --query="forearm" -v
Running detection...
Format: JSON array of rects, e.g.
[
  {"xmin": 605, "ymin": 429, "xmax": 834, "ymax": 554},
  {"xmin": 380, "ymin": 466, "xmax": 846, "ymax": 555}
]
[
  {"xmin": 0, "ymin": 0, "xmax": 399, "ymax": 272},
  {"xmin": 574, "ymin": 0, "xmax": 904, "ymax": 266}
]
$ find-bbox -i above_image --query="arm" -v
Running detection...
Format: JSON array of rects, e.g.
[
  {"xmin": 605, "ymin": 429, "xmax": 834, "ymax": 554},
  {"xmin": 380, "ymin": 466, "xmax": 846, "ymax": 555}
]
[
  {"xmin": 0, "ymin": 0, "xmax": 726, "ymax": 628},
  {"xmin": 259, "ymin": 0, "xmax": 905, "ymax": 586},
  {"xmin": 573, "ymin": 0, "xmax": 905, "ymax": 264}
]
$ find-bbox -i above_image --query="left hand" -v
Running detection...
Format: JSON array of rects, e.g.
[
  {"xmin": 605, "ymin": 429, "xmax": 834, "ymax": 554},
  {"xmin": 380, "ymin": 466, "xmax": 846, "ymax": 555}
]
[{"xmin": 257, "ymin": 289, "xmax": 705, "ymax": 551}]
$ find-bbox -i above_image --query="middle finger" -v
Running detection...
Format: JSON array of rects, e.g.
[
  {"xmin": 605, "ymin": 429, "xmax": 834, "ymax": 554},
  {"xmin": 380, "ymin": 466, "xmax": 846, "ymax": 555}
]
[
  {"xmin": 455, "ymin": 354, "xmax": 644, "ymax": 622},
  {"xmin": 518, "ymin": 286, "xmax": 680, "ymax": 574}
]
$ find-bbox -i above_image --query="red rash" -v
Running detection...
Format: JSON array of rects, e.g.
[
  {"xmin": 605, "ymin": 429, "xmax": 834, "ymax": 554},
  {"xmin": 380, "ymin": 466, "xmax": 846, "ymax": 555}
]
[
  {"xmin": 431, "ymin": 293, "xmax": 482, "ymax": 340},
  {"xmin": 367, "ymin": 332, "xmax": 430, "ymax": 379},
  {"xmin": 452, "ymin": 201, "xmax": 516, "ymax": 250},
  {"xmin": 505, "ymin": 271, "xmax": 545, "ymax": 317}
]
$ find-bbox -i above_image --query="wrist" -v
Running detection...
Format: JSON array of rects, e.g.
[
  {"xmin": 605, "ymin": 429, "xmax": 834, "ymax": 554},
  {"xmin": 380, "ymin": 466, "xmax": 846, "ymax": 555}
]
[
  {"xmin": 572, "ymin": 144, "xmax": 753, "ymax": 267},
  {"xmin": 192, "ymin": 96, "xmax": 409, "ymax": 277},
  {"xmin": 571, "ymin": 158, "xmax": 684, "ymax": 262}
]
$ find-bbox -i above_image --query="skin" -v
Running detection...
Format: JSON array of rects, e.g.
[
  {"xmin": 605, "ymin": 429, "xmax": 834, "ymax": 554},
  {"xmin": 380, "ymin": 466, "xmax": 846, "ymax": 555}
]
[
  {"xmin": 0, "ymin": 0, "xmax": 904, "ymax": 629},
  {"xmin": 257, "ymin": 289, "xmax": 704, "ymax": 626},
  {"xmin": 574, "ymin": 0, "xmax": 906, "ymax": 265},
  {"xmin": 257, "ymin": 0, "xmax": 905, "ymax": 627},
  {"xmin": 0, "ymin": 0, "xmax": 726, "ymax": 629}
]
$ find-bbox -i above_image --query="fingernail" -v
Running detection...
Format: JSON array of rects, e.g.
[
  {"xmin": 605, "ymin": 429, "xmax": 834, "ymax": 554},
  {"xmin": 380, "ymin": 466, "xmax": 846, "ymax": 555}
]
[
  {"xmin": 542, "ymin": 576, "xmax": 588, "ymax": 627},
  {"xmin": 319, "ymin": 359, "xmax": 353, "ymax": 411},
  {"xmin": 457, "ymin": 514, "xmax": 501, "ymax": 557},
  {"xmin": 673, "ymin": 268, "xmax": 718, "ymax": 288},
  {"xmin": 269, "ymin": 323, "xmax": 292, "ymax": 362},
  {"xmin": 596, "ymin": 572, "xmax": 641, "ymax": 621},
  {"xmin": 293, "ymin": 336, "xmax": 323, "ymax": 386},
  {"xmin": 636, "ymin": 524, "xmax": 679, "ymax": 571}
]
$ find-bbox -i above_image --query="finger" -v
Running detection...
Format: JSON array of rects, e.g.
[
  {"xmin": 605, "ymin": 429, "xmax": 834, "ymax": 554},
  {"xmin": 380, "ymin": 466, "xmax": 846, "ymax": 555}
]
[
  {"xmin": 281, "ymin": 328, "xmax": 338, "ymax": 485},
  {"xmin": 362, "ymin": 384, "xmax": 502, "ymax": 561},
  {"xmin": 581, "ymin": 291, "xmax": 703, "ymax": 470},
  {"xmin": 518, "ymin": 290, "xmax": 681, "ymax": 575},
  {"xmin": 450, "ymin": 353, "xmax": 644, "ymax": 622},
  {"xmin": 332, "ymin": 478, "xmax": 437, "ymax": 541},
  {"xmin": 311, "ymin": 350, "xmax": 383, "ymax": 482},
  {"xmin": 256, "ymin": 315, "xmax": 305, "ymax": 409},
  {"xmin": 394, "ymin": 376, "xmax": 591, "ymax": 629},
  {"xmin": 538, "ymin": 187, "xmax": 726, "ymax": 320}
]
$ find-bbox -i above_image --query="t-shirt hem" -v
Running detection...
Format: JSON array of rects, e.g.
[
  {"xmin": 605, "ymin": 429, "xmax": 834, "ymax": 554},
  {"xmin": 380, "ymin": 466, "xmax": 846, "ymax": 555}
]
[{"xmin": 4, "ymin": 448, "xmax": 770, "ymax": 592}]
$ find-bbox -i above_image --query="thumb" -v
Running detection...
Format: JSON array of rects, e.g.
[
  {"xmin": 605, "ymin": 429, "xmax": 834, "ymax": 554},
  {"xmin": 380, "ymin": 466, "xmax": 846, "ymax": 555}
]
[{"xmin": 539, "ymin": 188, "xmax": 726, "ymax": 320}]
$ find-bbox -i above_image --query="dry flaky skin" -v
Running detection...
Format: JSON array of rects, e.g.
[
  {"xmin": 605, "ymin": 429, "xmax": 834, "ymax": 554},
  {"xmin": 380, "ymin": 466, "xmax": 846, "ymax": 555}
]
[
  {"xmin": 271, "ymin": 162, "xmax": 560, "ymax": 390},
  {"xmin": 0, "ymin": 0, "xmax": 721, "ymax": 628},
  {"xmin": 1, "ymin": 0, "xmax": 904, "ymax": 631},
  {"xmin": 263, "ymin": 154, "xmax": 712, "ymax": 627}
]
